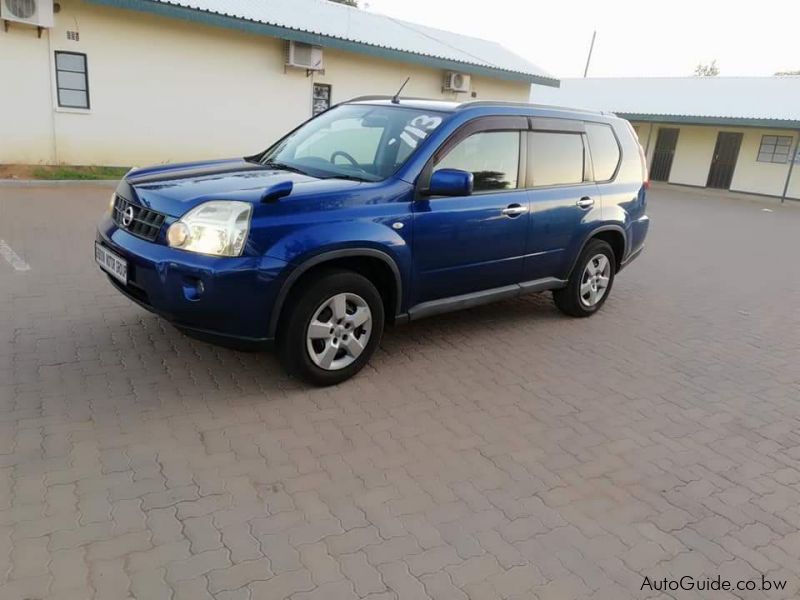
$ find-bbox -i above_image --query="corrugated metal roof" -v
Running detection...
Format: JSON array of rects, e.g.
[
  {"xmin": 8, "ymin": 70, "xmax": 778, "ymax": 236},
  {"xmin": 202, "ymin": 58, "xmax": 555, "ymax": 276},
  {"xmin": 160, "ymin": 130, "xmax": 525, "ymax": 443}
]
[
  {"xmin": 532, "ymin": 77, "xmax": 800, "ymax": 125},
  {"xmin": 91, "ymin": 0, "xmax": 557, "ymax": 85}
]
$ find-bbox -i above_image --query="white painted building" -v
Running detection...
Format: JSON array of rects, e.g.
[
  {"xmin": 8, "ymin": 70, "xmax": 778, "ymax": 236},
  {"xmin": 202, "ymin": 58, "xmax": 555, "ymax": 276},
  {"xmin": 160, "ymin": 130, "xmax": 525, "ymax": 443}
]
[
  {"xmin": 0, "ymin": 0, "xmax": 557, "ymax": 166},
  {"xmin": 532, "ymin": 77, "xmax": 800, "ymax": 201}
]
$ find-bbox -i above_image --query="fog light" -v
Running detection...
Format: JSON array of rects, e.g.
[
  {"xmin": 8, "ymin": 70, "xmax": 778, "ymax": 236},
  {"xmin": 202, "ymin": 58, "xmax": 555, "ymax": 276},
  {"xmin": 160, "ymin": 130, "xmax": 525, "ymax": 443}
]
[
  {"xmin": 167, "ymin": 222, "xmax": 190, "ymax": 248},
  {"xmin": 182, "ymin": 278, "xmax": 205, "ymax": 301}
]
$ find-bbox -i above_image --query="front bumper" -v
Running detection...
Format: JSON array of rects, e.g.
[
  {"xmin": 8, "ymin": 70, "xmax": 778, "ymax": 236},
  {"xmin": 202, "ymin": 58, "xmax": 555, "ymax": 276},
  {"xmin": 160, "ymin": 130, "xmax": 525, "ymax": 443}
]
[{"xmin": 96, "ymin": 215, "xmax": 287, "ymax": 342}]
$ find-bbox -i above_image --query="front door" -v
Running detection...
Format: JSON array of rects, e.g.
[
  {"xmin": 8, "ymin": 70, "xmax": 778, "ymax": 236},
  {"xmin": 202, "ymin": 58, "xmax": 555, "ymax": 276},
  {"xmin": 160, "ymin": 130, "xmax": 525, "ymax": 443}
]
[
  {"xmin": 650, "ymin": 127, "xmax": 679, "ymax": 182},
  {"xmin": 412, "ymin": 127, "xmax": 528, "ymax": 303},
  {"xmin": 707, "ymin": 132, "xmax": 742, "ymax": 189}
]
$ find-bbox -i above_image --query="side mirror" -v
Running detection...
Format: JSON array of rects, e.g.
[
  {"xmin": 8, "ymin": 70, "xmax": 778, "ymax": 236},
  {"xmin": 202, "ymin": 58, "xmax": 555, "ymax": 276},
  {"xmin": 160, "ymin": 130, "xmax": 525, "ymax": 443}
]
[{"xmin": 427, "ymin": 168, "xmax": 473, "ymax": 197}]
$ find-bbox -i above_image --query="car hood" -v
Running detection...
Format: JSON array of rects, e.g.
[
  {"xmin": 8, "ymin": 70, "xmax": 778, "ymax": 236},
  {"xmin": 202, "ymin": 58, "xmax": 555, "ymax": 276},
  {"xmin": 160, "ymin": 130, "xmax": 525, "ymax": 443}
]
[{"xmin": 119, "ymin": 158, "xmax": 363, "ymax": 217}]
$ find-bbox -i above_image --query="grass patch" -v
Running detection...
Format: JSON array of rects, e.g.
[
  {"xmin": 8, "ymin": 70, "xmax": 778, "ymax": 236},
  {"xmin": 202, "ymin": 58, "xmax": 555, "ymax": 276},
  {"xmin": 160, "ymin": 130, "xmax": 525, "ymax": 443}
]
[{"xmin": 30, "ymin": 165, "xmax": 130, "ymax": 180}]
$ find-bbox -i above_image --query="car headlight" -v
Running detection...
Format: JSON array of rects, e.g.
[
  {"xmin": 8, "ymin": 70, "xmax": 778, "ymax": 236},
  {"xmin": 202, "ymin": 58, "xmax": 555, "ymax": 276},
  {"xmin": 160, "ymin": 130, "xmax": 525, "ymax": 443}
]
[
  {"xmin": 166, "ymin": 201, "xmax": 252, "ymax": 257},
  {"xmin": 108, "ymin": 193, "xmax": 117, "ymax": 214}
]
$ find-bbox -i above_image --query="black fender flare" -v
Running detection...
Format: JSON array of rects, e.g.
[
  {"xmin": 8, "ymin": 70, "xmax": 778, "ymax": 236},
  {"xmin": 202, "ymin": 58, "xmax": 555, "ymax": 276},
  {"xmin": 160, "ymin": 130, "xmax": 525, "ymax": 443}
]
[
  {"xmin": 268, "ymin": 248, "xmax": 404, "ymax": 338},
  {"xmin": 565, "ymin": 224, "xmax": 628, "ymax": 278}
]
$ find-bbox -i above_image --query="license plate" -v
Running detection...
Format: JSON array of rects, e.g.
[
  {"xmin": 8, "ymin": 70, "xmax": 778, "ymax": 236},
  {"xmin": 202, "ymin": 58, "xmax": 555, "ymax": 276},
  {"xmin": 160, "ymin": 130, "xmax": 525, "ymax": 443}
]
[{"xmin": 95, "ymin": 242, "xmax": 127, "ymax": 284}]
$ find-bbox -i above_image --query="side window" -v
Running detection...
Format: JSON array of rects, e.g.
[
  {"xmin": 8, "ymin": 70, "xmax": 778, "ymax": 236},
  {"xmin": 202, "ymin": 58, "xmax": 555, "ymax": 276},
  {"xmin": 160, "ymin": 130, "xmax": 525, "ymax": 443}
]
[
  {"xmin": 586, "ymin": 123, "xmax": 621, "ymax": 181},
  {"xmin": 55, "ymin": 52, "xmax": 90, "ymax": 109},
  {"xmin": 757, "ymin": 135, "xmax": 793, "ymax": 164},
  {"xmin": 528, "ymin": 132, "xmax": 584, "ymax": 187},
  {"xmin": 436, "ymin": 131, "xmax": 519, "ymax": 192}
]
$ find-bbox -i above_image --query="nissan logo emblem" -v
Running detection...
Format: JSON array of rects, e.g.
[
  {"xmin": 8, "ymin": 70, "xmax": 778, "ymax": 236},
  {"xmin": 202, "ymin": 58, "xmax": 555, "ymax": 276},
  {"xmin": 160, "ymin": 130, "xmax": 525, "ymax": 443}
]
[{"xmin": 121, "ymin": 206, "xmax": 135, "ymax": 227}]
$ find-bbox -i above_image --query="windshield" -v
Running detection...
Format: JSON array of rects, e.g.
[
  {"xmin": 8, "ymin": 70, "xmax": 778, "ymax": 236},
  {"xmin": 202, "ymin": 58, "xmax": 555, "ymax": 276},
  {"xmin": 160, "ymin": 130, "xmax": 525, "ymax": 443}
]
[{"xmin": 259, "ymin": 104, "xmax": 446, "ymax": 181}]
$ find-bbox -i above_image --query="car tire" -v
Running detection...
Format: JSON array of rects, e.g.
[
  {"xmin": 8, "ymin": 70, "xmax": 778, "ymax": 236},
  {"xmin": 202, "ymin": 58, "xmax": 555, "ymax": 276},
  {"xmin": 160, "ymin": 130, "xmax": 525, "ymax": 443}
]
[
  {"xmin": 278, "ymin": 269, "xmax": 385, "ymax": 386},
  {"xmin": 553, "ymin": 239, "xmax": 616, "ymax": 318}
]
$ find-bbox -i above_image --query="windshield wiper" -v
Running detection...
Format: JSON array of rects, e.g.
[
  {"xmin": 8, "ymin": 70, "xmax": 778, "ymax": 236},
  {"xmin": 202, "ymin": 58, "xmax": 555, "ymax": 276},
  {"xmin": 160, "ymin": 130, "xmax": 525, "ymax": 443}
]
[
  {"xmin": 261, "ymin": 160, "xmax": 309, "ymax": 176},
  {"xmin": 324, "ymin": 173, "xmax": 372, "ymax": 182}
]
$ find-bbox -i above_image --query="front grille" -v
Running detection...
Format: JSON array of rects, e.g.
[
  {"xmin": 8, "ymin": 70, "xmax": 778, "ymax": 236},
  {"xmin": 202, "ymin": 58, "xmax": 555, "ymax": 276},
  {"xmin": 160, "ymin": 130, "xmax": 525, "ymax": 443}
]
[{"xmin": 112, "ymin": 195, "xmax": 166, "ymax": 242}]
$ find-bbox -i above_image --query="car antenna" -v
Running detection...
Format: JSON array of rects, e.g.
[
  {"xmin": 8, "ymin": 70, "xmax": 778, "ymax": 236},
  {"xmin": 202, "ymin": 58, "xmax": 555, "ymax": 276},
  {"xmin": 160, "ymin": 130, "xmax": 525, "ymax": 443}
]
[{"xmin": 391, "ymin": 77, "xmax": 410, "ymax": 104}]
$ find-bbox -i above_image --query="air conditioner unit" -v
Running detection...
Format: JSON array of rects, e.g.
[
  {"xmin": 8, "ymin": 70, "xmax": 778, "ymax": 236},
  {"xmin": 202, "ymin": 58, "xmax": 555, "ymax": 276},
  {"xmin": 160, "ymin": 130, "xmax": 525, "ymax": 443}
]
[
  {"xmin": 1, "ymin": 0, "xmax": 54, "ymax": 28},
  {"xmin": 443, "ymin": 72, "xmax": 471, "ymax": 93},
  {"xmin": 285, "ymin": 41, "xmax": 324, "ymax": 71}
]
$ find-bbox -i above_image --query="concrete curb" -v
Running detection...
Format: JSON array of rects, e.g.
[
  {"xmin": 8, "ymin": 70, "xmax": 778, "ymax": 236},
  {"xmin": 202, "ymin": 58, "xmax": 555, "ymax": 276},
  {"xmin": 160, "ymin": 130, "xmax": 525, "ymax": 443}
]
[
  {"xmin": 0, "ymin": 179, "xmax": 118, "ymax": 187},
  {"xmin": 650, "ymin": 182, "xmax": 799, "ymax": 208}
]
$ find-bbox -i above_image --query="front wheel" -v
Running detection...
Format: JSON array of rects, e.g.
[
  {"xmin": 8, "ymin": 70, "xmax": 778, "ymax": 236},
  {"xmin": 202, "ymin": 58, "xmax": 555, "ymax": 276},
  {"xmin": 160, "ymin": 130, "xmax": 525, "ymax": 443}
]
[
  {"xmin": 278, "ymin": 269, "xmax": 384, "ymax": 386},
  {"xmin": 553, "ymin": 239, "xmax": 616, "ymax": 317}
]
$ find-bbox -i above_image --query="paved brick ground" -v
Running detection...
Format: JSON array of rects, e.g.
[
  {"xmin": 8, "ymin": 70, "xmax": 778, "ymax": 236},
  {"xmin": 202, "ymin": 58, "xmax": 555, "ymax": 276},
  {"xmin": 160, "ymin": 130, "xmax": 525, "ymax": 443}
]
[{"xmin": 1, "ymin": 182, "xmax": 799, "ymax": 600}]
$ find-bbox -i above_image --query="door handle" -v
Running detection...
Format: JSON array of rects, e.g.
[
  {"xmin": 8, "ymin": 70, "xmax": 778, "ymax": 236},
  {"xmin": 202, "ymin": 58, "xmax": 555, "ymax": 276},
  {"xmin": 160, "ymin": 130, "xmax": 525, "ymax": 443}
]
[
  {"xmin": 501, "ymin": 204, "xmax": 528, "ymax": 217},
  {"xmin": 576, "ymin": 196, "xmax": 594, "ymax": 209}
]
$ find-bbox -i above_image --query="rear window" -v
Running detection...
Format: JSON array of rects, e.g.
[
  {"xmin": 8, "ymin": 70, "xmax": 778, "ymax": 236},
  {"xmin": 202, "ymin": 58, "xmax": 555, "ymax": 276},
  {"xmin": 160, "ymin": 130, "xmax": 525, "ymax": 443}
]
[
  {"xmin": 586, "ymin": 123, "xmax": 621, "ymax": 181},
  {"xmin": 528, "ymin": 132, "xmax": 585, "ymax": 187}
]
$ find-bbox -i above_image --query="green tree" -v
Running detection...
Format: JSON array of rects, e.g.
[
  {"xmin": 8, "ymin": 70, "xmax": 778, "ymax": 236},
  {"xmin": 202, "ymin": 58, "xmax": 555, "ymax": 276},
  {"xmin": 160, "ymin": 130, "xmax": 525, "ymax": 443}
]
[
  {"xmin": 328, "ymin": 0, "xmax": 358, "ymax": 6},
  {"xmin": 694, "ymin": 60, "xmax": 719, "ymax": 76}
]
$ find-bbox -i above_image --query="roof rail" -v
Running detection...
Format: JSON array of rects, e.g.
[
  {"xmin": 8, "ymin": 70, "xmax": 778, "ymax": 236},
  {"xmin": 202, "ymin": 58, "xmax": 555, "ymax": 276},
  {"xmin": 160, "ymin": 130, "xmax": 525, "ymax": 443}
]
[
  {"xmin": 341, "ymin": 96, "xmax": 614, "ymax": 118},
  {"xmin": 346, "ymin": 95, "xmax": 446, "ymax": 103},
  {"xmin": 457, "ymin": 100, "xmax": 607, "ymax": 115}
]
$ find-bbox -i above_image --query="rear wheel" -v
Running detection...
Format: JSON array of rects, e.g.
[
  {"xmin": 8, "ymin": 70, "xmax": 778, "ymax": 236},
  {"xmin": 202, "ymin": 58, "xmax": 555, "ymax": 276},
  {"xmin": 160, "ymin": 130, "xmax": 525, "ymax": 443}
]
[
  {"xmin": 553, "ymin": 239, "xmax": 616, "ymax": 317},
  {"xmin": 278, "ymin": 269, "xmax": 384, "ymax": 385}
]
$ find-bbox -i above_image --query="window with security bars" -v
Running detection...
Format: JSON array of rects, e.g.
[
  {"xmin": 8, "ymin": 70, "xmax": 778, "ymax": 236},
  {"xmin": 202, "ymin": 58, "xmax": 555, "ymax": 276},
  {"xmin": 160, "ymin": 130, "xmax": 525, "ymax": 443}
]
[
  {"xmin": 55, "ymin": 52, "xmax": 90, "ymax": 109},
  {"xmin": 757, "ymin": 135, "xmax": 792, "ymax": 164}
]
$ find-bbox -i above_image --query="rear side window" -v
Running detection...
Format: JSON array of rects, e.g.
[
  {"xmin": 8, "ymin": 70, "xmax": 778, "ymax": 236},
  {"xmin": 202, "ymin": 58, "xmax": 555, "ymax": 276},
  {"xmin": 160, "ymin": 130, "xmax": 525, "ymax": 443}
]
[
  {"xmin": 528, "ymin": 132, "xmax": 584, "ymax": 187},
  {"xmin": 436, "ymin": 131, "xmax": 520, "ymax": 192},
  {"xmin": 586, "ymin": 123, "xmax": 620, "ymax": 181},
  {"xmin": 614, "ymin": 122, "xmax": 646, "ymax": 183}
]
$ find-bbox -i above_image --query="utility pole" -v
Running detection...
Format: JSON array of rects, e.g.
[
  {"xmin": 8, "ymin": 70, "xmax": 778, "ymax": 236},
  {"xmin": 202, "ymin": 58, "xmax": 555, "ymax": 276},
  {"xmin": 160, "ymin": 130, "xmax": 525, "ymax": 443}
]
[{"xmin": 583, "ymin": 30, "xmax": 597, "ymax": 78}]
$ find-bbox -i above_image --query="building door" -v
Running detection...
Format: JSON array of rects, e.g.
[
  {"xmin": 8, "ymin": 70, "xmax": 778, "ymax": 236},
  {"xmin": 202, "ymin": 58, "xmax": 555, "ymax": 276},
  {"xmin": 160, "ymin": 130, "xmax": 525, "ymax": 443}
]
[
  {"xmin": 650, "ymin": 128, "xmax": 679, "ymax": 181},
  {"xmin": 706, "ymin": 132, "xmax": 743, "ymax": 189}
]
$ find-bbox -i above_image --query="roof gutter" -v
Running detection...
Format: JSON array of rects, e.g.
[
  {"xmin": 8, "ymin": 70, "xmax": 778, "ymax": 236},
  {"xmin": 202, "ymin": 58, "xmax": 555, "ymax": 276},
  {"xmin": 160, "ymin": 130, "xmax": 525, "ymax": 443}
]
[
  {"xmin": 619, "ymin": 113, "xmax": 800, "ymax": 129},
  {"xmin": 84, "ymin": 0, "xmax": 560, "ymax": 87}
]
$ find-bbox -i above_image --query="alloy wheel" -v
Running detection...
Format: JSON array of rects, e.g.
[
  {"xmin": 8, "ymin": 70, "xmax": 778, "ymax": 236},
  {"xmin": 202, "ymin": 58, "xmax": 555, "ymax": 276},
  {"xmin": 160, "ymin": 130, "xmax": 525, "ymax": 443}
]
[
  {"xmin": 306, "ymin": 292, "xmax": 372, "ymax": 370},
  {"xmin": 580, "ymin": 254, "xmax": 611, "ymax": 307}
]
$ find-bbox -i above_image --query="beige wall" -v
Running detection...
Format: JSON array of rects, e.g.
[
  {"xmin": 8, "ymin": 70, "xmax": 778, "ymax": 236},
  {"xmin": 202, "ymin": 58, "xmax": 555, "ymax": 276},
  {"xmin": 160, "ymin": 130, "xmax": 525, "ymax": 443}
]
[
  {"xmin": 730, "ymin": 128, "xmax": 799, "ymax": 198},
  {"xmin": 0, "ymin": 0, "xmax": 531, "ymax": 166},
  {"xmin": 630, "ymin": 122, "xmax": 800, "ymax": 200},
  {"xmin": 668, "ymin": 126, "xmax": 717, "ymax": 187},
  {"xmin": 0, "ymin": 20, "xmax": 57, "ymax": 163}
]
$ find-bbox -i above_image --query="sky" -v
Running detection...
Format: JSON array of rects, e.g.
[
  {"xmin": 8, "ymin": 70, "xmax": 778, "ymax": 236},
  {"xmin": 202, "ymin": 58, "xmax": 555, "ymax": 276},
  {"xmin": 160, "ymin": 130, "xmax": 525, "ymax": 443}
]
[{"xmin": 363, "ymin": 0, "xmax": 800, "ymax": 79}]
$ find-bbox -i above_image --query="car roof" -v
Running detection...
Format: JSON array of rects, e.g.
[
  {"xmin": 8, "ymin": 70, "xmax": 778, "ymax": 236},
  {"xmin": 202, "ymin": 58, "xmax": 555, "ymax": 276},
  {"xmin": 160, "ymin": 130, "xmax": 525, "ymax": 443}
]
[{"xmin": 345, "ymin": 96, "xmax": 617, "ymax": 122}]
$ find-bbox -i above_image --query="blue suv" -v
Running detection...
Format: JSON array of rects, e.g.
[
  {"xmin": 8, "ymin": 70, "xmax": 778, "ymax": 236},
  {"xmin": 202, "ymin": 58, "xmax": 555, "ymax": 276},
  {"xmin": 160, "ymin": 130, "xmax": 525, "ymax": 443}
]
[{"xmin": 96, "ymin": 97, "xmax": 649, "ymax": 385}]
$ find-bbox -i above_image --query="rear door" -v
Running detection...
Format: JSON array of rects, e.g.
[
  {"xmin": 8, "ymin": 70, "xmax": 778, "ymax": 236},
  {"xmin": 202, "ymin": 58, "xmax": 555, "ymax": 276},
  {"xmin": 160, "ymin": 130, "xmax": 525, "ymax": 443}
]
[
  {"xmin": 522, "ymin": 119, "xmax": 602, "ymax": 281},
  {"xmin": 412, "ymin": 117, "xmax": 530, "ymax": 302}
]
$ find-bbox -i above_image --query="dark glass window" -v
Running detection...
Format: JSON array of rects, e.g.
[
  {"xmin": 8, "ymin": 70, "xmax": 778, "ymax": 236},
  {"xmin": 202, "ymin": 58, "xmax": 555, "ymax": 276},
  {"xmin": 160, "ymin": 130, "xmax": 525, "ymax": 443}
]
[
  {"xmin": 586, "ymin": 123, "xmax": 621, "ymax": 180},
  {"xmin": 757, "ymin": 135, "xmax": 793, "ymax": 164},
  {"xmin": 312, "ymin": 83, "xmax": 331, "ymax": 116},
  {"xmin": 528, "ymin": 132, "xmax": 584, "ymax": 186},
  {"xmin": 436, "ymin": 131, "xmax": 519, "ymax": 192},
  {"xmin": 55, "ymin": 52, "xmax": 89, "ymax": 109}
]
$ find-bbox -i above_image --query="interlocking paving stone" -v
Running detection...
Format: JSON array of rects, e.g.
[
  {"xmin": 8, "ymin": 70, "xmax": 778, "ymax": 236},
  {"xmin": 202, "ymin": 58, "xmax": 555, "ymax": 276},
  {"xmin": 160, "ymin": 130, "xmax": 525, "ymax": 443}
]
[
  {"xmin": 2, "ymin": 183, "xmax": 800, "ymax": 599},
  {"xmin": 207, "ymin": 557, "xmax": 272, "ymax": 593}
]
